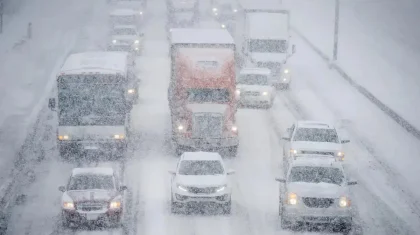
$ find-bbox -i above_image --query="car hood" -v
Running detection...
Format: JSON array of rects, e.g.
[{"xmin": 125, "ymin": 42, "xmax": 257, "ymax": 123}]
[
  {"xmin": 67, "ymin": 190, "xmax": 118, "ymax": 203},
  {"xmin": 237, "ymin": 84, "xmax": 272, "ymax": 92},
  {"xmin": 288, "ymin": 182, "xmax": 347, "ymax": 198},
  {"xmin": 292, "ymin": 141, "xmax": 342, "ymax": 152},
  {"xmin": 186, "ymin": 103, "xmax": 228, "ymax": 115},
  {"xmin": 112, "ymin": 35, "xmax": 138, "ymax": 41},
  {"xmin": 176, "ymin": 175, "xmax": 227, "ymax": 187},
  {"xmin": 251, "ymin": 52, "xmax": 288, "ymax": 63}
]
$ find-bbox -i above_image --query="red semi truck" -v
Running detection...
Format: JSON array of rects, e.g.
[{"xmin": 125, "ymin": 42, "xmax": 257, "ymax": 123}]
[{"xmin": 168, "ymin": 28, "xmax": 239, "ymax": 156}]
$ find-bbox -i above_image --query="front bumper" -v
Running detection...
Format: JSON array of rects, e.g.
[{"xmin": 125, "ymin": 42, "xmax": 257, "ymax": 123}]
[
  {"xmin": 172, "ymin": 189, "xmax": 231, "ymax": 204},
  {"xmin": 59, "ymin": 140, "xmax": 127, "ymax": 155},
  {"xmin": 108, "ymin": 44, "xmax": 142, "ymax": 53},
  {"xmin": 283, "ymin": 205, "xmax": 352, "ymax": 224},
  {"xmin": 174, "ymin": 136, "xmax": 239, "ymax": 150},
  {"xmin": 62, "ymin": 208, "xmax": 121, "ymax": 225},
  {"xmin": 239, "ymin": 94, "xmax": 272, "ymax": 106}
]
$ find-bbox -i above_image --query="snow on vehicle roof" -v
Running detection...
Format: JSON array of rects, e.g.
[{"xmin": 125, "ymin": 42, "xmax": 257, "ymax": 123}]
[
  {"xmin": 297, "ymin": 120, "xmax": 335, "ymax": 129},
  {"xmin": 113, "ymin": 24, "xmax": 137, "ymax": 29},
  {"xmin": 72, "ymin": 167, "xmax": 114, "ymax": 176},
  {"xmin": 181, "ymin": 151, "xmax": 223, "ymax": 161},
  {"xmin": 240, "ymin": 67, "xmax": 271, "ymax": 75},
  {"xmin": 170, "ymin": 28, "xmax": 234, "ymax": 45},
  {"xmin": 60, "ymin": 51, "xmax": 128, "ymax": 75},
  {"xmin": 110, "ymin": 8, "xmax": 138, "ymax": 16},
  {"xmin": 291, "ymin": 156, "xmax": 342, "ymax": 168}
]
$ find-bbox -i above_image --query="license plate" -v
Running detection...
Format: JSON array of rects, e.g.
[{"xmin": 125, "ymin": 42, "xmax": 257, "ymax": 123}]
[
  {"xmin": 84, "ymin": 146, "xmax": 99, "ymax": 150},
  {"xmin": 86, "ymin": 213, "xmax": 100, "ymax": 221}
]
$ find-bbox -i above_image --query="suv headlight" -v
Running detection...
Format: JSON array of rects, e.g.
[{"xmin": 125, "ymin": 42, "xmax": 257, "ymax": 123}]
[
  {"xmin": 177, "ymin": 184, "xmax": 188, "ymax": 192},
  {"xmin": 262, "ymin": 91, "xmax": 268, "ymax": 96},
  {"xmin": 212, "ymin": 8, "xmax": 218, "ymax": 12},
  {"xmin": 337, "ymin": 151, "xmax": 345, "ymax": 161},
  {"xmin": 287, "ymin": 192, "xmax": 297, "ymax": 205},
  {"xmin": 110, "ymin": 196, "xmax": 122, "ymax": 209},
  {"xmin": 283, "ymin": 69, "xmax": 289, "ymax": 74},
  {"xmin": 63, "ymin": 201, "xmax": 75, "ymax": 210},
  {"xmin": 289, "ymin": 149, "xmax": 298, "ymax": 155},
  {"xmin": 134, "ymin": 40, "xmax": 139, "ymax": 44},
  {"xmin": 58, "ymin": 135, "xmax": 70, "ymax": 140},
  {"xmin": 339, "ymin": 196, "xmax": 350, "ymax": 207},
  {"xmin": 114, "ymin": 134, "xmax": 125, "ymax": 139},
  {"xmin": 128, "ymin": 88, "xmax": 136, "ymax": 94},
  {"xmin": 112, "ymin": 39, "xmax": 117, "ymax": 44},
  {"xmin": 216, "ymin": 185, "xmax": 227, "ymax": 192}
]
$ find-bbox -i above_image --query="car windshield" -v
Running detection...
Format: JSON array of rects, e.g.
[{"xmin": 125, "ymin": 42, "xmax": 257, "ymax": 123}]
[
  {"xmin": 289, "ymin": 166, "xmax": 344, "ymax": 185},
  {"xmin": 68, "ymin": 174, "xmax": 115, "ymax": 190},
  {"xmin": 113, "ymin": 27, "xmax": 137, "ymax": 35},
  {"xmin": 178, "ymin": 160, "xmax": 224, "ymax": 175},
  {"xmin": 187, "ymin": 88, "xmax": 230, "ymax": 103},
  {"xmin": 238, "ymin": 74, "xmax": 269, "ymax": 85},
  {"xmin": 293, "ymin": 128, "xmax": 339, "ymax": 143}
]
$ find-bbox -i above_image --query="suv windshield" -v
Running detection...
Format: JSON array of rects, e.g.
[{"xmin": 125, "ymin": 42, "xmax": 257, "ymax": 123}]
[
  {"xmin": 289, "ymin": 166, "xmax": 344, "ymax": 185},
  {"xmin": 293, "ymin": 128, "xmax": 339, "ymax": 143},
  {"xmin": 68, "ymin": 174, "xmax": 115, "ymax": 190},
  {"xmin": 238, "ymin": 74, "xmax": 269, "ymax": 85},
  {"xmin": 178, "ymin": 160, "xmax": 224, "ymax": 175}
]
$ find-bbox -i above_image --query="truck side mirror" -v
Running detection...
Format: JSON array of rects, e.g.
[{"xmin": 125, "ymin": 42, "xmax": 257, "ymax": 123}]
[
  {"xmin": 292, "ymin": 45, "xmax": 296, "ymax": 54},
  {"xmin": 48, "ymin": 98, "xmax": 56, "ymax": 110}
]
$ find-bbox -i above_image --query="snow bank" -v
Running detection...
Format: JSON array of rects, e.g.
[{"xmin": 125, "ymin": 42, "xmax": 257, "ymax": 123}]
[{"xmin": 282, "ymin": 0, "xmax": 420, "ymax": 130}]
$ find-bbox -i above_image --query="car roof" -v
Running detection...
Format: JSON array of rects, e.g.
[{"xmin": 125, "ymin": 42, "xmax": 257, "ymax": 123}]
[
  {"xmin": 290, "ymin": 156, "xmax": 343, "ymax": 169},
  {"xmin": 59, "ymin": 51, "xmax": 128, "ymax": 75},
  {"xmin": 170, "ymin": 28, "xmax": 234, "ymax": 45},
  {"xmin": 72, "ymin": 167, "xmax": 114, "ymax": 176},
  {"xmin": 239, "ymin": 0, "xmax": 289, "ymax": 12},
  {"xmin": 240, "ymin": 67, "xmax": 271, "ymax": 75},
  {"xmin": 181, "ymin": 151, "xmax": 223, "ymax": 161},
  {"xmin": 296, "ymin": 120, "xmax": 335, "ymax": 129}
]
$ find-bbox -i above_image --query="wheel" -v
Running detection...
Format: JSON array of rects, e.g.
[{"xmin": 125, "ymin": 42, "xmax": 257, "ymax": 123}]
[{"xmin": 222, "ymin": 201, "xmax": 231, "ymax": 214}]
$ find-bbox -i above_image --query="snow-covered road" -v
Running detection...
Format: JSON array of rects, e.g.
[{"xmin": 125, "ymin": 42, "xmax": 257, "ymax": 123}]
[{"xmin": 3, "ymin": 0, "xmax": 420, "ymax": 234}]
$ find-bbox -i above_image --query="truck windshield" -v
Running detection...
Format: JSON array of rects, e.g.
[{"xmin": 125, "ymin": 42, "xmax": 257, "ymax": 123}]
[
  {"xmin": 58, "ymin": 78, "xmax": 127, "ymax": 126},
  {"xmin": 249, "ymin": 39, "xmax": 288, "ymax": 53},
  {"xmin": 187, "ymin": 88, "xmax": 230, "ymax": 103},
  {"xmin": 68, "ymin": 174, "xmax": 114, "ymax": 190},
  {"xmin": 238, "ymin": 74, "xmax": 269, "ymax": 85}
]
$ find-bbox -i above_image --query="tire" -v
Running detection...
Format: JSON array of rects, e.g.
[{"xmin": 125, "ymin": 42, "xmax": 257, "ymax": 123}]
[{"xmin": 222, "ymin": 201, "xmax": 231, "ymax": 214}]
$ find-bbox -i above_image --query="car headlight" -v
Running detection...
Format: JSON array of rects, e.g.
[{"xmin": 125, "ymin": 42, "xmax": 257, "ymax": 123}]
[
  {"xmin": 177, "ymin": 124, "xmax": 184, "ymax": 131},
  {"xmin": 127, "ymin": 89, "xmax": 135, "ymax": 94},
  {"xmin": 337, "ymin": 151, "xmax": 345, "ymax": 161},
  {"xmin": 110, "ymin": 197, "xmax": 122, "ymax": 209},
  {"xmin": 63, "ymin": 201, "xmax": 75, "ymax": 210},
  {"xmin": 284, "ymin": 69, "xmax": 289, "ymax": 74},
  {"xmin": 135, "ymin": 47, "xmax": 139, "ymax": 51},
  {"xmin": 289, "ymin": 149, "xmax": 297, "ymax": 155},
  {"xmin": 216, "ymin": 185, "xmax": 227, "ymax": 192},
  {"xmin": 134, "ymin": 40, "xmax": 139, "ymax": 44},
  {"xmin": 339, "ymin": 196, "xmax": 350, "ymax": 207},
  {"xmin": 287, "ymin": 192, "xmax": 297, "ymax": 205},
  {"xmin": 233, "ymin": 9, "xmax": 237, "ymax": 13},
  {"xmin": 231, "ymin": 125, "xmax": 238, "ymax": 132},
  {"xmin": 221, "ymin": 24, "xmax": 226, "ymax": 28},
  {"xmin": 139, "ymin": 11, "xmax": 143, "ymax": 15},
  {"xmin": 177, "ymin": 184, "xmax": 188, "ymax": 192},
  {"xmin": 235, "ymin": 89, "xmax": 240, "ymax": 95},
  {"xmin": 112, "ymin": 39, "xmax": 117, "ymax": 44},
  {"xmin": 262, "ymin": 91, "xmax": 268, "ymax": 96},
  {"xmin": 212, "ymin": 8, "xmax": 217, "ymax": 12},
  {"xmin": 114, "ymin": 134, "xmax": 125, "ymax": 139},
  {"xmin": 214, "ymin": 12, "xmax": 218, "ymax": 16},
  {"xmin": 58, "ymin": 135, "xmax": 69, "ymax": 140}
]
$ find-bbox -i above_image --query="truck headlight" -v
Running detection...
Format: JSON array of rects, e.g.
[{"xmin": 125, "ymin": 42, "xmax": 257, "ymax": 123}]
[
  {"xmin": 58, "ymin": 135, "xmax": 69, "ymax": 140},
  {"xmin": 63, "ymin": 201, "xmax": 75, "ymax": 210},
  {"xmin": 233, "ymin": 9, "xmax": 237, "ymax": 13},
  {"xmin": 112, "ymin": 39, "xmax": 117, "ymax": 44},
  {"xmin": 212, "ymin": 8, "xmax": 218, "ymax": 12},
  {"xmin": 339, "ymin": 196, "xmax": 350, "ymax": 207},
  {"xmin": 110, "ymin": 199, "xmax": 122, "ymax": 209},
  {"xmin": 262, "ymin": 91, "xmax": 268, "ymax": 96},
  {"xmin": 134, "ymin": 40, "xmax": 139, "ymax": 44},
  {"xmin": 177, "ymin": 125, "xmax": 184, "ymax": 131},
  {"xmin": 231, "ymin": 125, "xmax": 238, "ymax": 132},
  {"xmin": 177, "ymin": 184, "xmax": 188, "ymax": 192},
  {"xmin": 287, "ymin": 193, "xmax": 297, "ymax": 205},
  {"xmin": 221, "ymin": 24, "xmax": 226, "ymax": 28},
  {"xmin": 114, "ymin": 134, "xmax": 125, "ymax": 139},
  {"xmin": 235, "ymin": 89, "xmax": 240, "ymax": 95},
  {"xmin": 127, "ymin": 89, "xmax": 135, "ymax": 94},
  {"xmin": 216, "ymin": 185, "xmax": 227, "ymax": 192},
  {"xmin": 284, "ymin": 69, "xmax": 289, "ymax": 74},
  {"xmin": 289, "ymin": 149, "xmax": 297, "ymax": 155}
]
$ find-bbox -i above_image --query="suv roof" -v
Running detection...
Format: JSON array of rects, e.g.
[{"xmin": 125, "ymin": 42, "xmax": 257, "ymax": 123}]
[
  {"xmin": 72, "ymin": 167, "xmax": 114, "ymax": 176},
  {"xmin": 290, "ymin": 156, "xmax": 342, "ymax": 169},
  {"xmin": 181, "ymin": 151, "xmax": 223, "ymax": 161},
  {"xmin": 296, "ymin": 120, "xmax": 335, "ymax": 129}
]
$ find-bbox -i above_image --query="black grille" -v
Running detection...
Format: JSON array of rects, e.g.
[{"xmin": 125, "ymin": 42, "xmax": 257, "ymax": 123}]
[
  {"xmin": 301, "ymin": 150, "xmax": 335, "ymax": 156},
  {"xmin": 303, "ymin": 197, "xmax": 334, "ymax": 208},
  {"xmin": 187, "ymin": 187, "xmax": 217, "ymax": 194},
  {"xmin": 76, "ymin": 202, "xmax": 106, "ymax": 211},
  {"xmin": 242, "ymin": 91, "xmax": 260, "ymax": 96}
]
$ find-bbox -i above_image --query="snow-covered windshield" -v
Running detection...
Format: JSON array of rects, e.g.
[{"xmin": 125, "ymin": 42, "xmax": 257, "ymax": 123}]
[
  {"xmin": 249, "ymin": 39, "xmax": 288, "ymax": 53},
  {"xmin": 238, "ymin": 74, "xmax": 269, "ymax": 85},
  {"xmin": 289, "ymin": 166, "xmax": 344, "ymax": 185},
  {"xmin": 68, "ymin": 175, "xmax": 115, "ymax": 190},
  {"xmin": 293, "ymin": 128, "xmax": 339, "ymax": 143},
  {"xmin": 187, "ymin": 88, "xmax": 230, "ymax": 103},
  {"xmin": 178, "ymin": 160, "xmax": 224, "ymax": 175},
  {"xmin": 113, "ymin": 27, "xmax": 137, "ymax": 35},
  {"xmin": 58, "ymin": 76, "xmax": 127, "ymax": 126}
]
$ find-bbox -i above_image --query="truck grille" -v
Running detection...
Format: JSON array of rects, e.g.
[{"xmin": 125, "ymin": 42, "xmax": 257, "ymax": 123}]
[
  {"xmin": 76, "ymin": 202, "xmax": 107, "ymax": 211},
  {"xmin": 187, "ymin": 187, "xmax": 217, "ymax": 194},
  {"xmin": 301, "ymin": 150, "xmax": 335, "ymax": 156},
  {"xmin": 303, "ymin": 197, "xmax": 334, "ymax": 208},
  {"xmin": 192, "ymin": 114, "xmax": 223, "ymax": 138},
  {"xmin": 242, "ymin": 91, "xmax": 260, "ymax": 96}
]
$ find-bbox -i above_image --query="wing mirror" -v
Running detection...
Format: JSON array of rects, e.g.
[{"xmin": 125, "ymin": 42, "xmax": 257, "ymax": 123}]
[
  {"xmin": 282, "ymin": 133, "xmax": 291, "ymax": 141},
  {"xmin": 227, "ymin": 169, "xmax": 235, "ymax": 175},
  {"xmin": 275, "ymin": 177, "xmax": 286, "ymax": 183},
  {"xmin": 341, "ymin": 139, "xmax": 350, "ymax": 144},
  {"xmin": 119, "ymin": 185, "xmax": 128, "ymax": 191},
  {"xmin": 347, "ymin": 181, "xmax": 357, "ymax": 186},
  {"xmin": 58, "ymin": 186, "xmax": 66, "ymax": 192},
  {"xmin": 48, "ymin": 98, "xmax": 56, "ymax": 110}
]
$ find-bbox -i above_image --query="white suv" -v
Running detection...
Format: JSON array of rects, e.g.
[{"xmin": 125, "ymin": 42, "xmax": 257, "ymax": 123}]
[
  {"xmin": 282, "ymin": 121, "xmax": 350, "ymax": 168},
  {"xmin": 169, "ymin": 151, "xmax": 235, "ymax": 214},
  {"xmin": 275, "ymin": 157, "xmax": 357, "ymax": 234}
]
